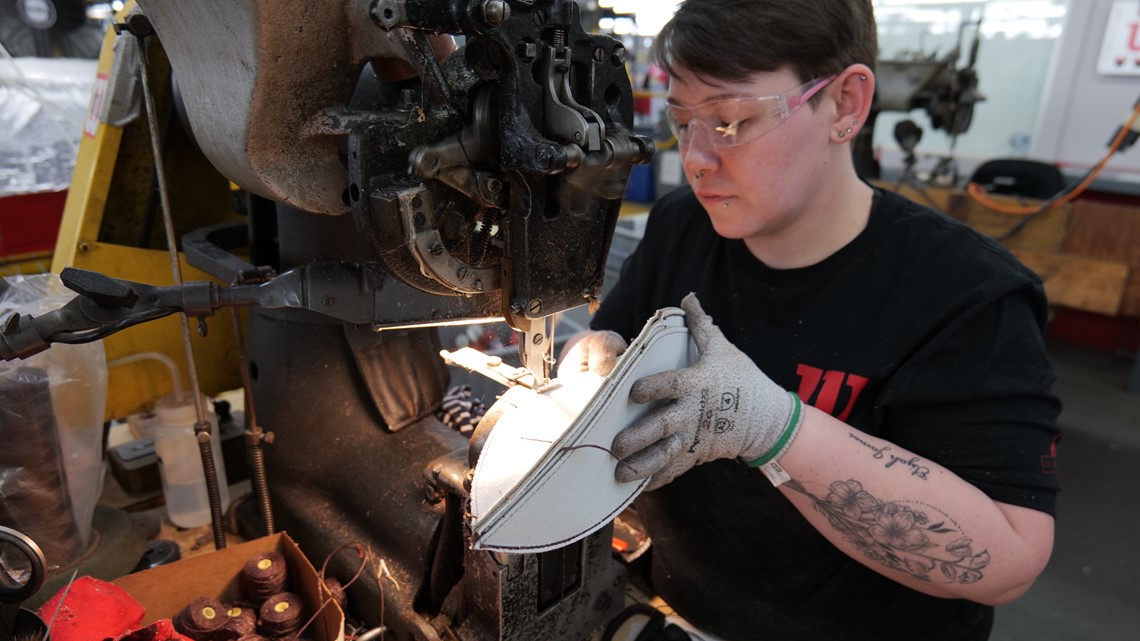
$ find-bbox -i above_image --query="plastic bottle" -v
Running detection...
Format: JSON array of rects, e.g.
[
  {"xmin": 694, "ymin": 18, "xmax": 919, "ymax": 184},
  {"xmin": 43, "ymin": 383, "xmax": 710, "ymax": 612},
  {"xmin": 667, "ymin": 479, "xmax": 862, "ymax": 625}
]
[{"xmin": 152, "ymin": 393, "xmax": 230, "ymax": 528}]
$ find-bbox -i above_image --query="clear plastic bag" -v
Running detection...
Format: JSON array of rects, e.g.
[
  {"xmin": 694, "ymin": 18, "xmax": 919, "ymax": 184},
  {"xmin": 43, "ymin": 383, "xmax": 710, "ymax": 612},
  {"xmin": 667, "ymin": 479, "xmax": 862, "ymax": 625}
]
[{"xmin": 0, "ymin": 273, "xmax": 107, "ymax": 568}]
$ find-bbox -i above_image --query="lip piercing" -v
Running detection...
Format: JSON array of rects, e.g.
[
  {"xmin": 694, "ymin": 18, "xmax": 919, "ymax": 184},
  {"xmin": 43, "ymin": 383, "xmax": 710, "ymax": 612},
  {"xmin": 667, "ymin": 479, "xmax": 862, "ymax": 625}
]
[{"xmin": 722, "ymin": 202, "xmax": 729, "ymax": 209}]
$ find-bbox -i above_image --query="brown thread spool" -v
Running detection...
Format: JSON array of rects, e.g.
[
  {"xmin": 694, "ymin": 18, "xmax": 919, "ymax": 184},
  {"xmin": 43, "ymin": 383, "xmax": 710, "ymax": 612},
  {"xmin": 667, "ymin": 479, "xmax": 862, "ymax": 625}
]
[
  {"xmin": 215, "ymin": 604, "xmax": 258, "ymax": 640},
  {"xmin": 240, "ymin": 551, "xmax": 289, "ymax": 605},
  {"xmin": 322, "ymin": 577, "xmax": 347, "ymax": 612},
  {"xmin": 258, "ymin": 592, "xmax": 304, "ymax": 638},
  {"xmin": 172, "ymin": 596, "xmax": 228, "ymax": 641}
]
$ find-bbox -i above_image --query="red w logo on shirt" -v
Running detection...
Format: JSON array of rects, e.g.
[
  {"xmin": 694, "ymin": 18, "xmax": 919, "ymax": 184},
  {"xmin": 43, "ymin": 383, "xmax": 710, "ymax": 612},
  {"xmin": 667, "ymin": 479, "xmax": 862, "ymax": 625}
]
[{"xmin": 795, "ymin": 364, "xmax": 869, "ymax": 421}]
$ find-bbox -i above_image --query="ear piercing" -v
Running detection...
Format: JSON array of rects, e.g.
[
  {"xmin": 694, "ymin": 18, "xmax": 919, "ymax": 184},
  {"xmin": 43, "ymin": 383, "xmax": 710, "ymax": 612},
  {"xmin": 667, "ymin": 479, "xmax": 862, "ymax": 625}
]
[
  {"xmin": 837, "ymin": 120, "xmax": 859, "ymax": 138},
  {"xmin": 860, "ymin": 74, "xmax": 867, "ymax": 81}
]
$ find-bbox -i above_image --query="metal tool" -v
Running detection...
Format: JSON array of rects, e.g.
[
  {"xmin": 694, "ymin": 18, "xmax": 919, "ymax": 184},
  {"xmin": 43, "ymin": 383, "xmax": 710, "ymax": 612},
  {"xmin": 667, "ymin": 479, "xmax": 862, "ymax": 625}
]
[{"xmin": 0, "ymin": 526, "xmax": 48, "ymax": 641}]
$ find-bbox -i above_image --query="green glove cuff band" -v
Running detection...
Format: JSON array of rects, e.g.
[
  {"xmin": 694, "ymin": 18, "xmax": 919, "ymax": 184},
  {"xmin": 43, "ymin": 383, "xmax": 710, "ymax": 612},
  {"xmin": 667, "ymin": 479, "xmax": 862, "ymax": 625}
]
[{"xmin": 743, "ymin": 392, "xmax": 803, "ymax": 468}]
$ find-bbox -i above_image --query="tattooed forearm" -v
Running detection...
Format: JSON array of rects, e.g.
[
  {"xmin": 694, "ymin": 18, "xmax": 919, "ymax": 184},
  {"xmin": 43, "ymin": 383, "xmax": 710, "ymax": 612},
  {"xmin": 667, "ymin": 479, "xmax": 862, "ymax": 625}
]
[
  {"xmin": 786, "ymin": 479, "xmax": 991, "ymax": 585},
  {"xmin": 847, "ymin": 432, "xmax": 930, "ymax": 479}
]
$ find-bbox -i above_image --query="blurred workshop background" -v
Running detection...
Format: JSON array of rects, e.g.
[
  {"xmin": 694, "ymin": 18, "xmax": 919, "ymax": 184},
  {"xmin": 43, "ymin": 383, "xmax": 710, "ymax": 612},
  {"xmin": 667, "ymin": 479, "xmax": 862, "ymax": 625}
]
[{"xmin": 1, "ymin": 1, "xmax": 1139, "ymax": 640}]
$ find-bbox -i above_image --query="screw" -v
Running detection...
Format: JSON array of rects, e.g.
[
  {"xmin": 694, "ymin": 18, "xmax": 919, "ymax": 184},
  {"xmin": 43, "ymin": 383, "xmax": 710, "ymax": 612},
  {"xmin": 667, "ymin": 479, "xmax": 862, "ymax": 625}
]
[
  {"xmin": 456, "ymin": 266, "xmax": 469, "ymax": 280},
  {"xmin": 411, "ymin": 194, "xmax": 424, "ymax": 210},
  {"xmin": 482, "ymin": 0, "xmax": 510, "ymax": 27},
  {"xmin": 474, "ymin": 278, "xmax": 484, "ymax": 291},
  {"xmin": 429, "ymin": 242, "xmax": 444, "ymax": 256},
  {"xmin": 532, "ymin": 333, "xmax": 544, "ymax": 345},
  {"xmin": 528, "ymin": 299, "xmax": 542, "ymax": 315},
  {"xmin": 78, "ymin": 242, "xmax": 90, "ymax": 253},
  {"xmin": 594, "ymin": 591, "xmax": 613, "ymax": 612},
  {"xmin": 532, "ymin": 9, "xmax": 546, "ymax": 26},
  {"xmin": 593, "ymin": 47, "xmax": 605, "ymax": 63},
  {"xmin": 413, "ymin": 211, "xmax": 426, "ymax": 229},
  {"xmin": 323, "ymin": 296, "xmax": 336, "ymax": 306},
  {"xmin": 485, "ymin": 177, "xmax": 503, "ymax": 194}
]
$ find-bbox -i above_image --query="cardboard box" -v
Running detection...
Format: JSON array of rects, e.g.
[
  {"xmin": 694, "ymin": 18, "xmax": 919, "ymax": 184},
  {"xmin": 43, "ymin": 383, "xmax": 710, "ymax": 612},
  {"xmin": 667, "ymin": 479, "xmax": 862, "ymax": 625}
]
[{"xmin": 114, "ymin": 533, "xmax": 344, "ymax": 641}]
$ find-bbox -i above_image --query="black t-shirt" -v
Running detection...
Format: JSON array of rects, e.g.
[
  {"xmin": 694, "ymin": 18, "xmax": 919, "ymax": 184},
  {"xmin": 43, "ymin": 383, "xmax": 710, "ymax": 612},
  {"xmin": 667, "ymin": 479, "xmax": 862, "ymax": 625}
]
[{"xmin": 591, "ymin": 187, "xmax": 1062, "ymax": 641}]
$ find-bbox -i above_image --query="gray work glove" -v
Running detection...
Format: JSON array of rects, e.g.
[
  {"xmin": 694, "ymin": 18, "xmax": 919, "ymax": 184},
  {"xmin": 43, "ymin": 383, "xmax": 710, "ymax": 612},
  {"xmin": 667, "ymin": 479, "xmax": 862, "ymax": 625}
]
[
  {"xmin": 558, "ymin": 330, "xmax": 628, "ymax": 379},
  {"xmin": 612, "ymin": 293, "xmax": 802, "ymax": 490}
]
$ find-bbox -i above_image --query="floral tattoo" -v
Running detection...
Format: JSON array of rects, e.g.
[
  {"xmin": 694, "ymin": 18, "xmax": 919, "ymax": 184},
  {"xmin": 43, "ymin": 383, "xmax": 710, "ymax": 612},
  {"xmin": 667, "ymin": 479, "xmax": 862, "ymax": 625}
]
[{"xmin": 787, "ymin": 479, "xmax": 991, "ymax": 584}]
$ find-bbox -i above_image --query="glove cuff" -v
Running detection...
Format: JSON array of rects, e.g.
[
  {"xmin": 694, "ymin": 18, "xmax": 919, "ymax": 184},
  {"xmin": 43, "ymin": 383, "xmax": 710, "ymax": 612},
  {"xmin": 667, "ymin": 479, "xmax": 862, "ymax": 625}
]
[{"xmin": 742, "ymin": 392, "xmax": 803, "ymax": 468}]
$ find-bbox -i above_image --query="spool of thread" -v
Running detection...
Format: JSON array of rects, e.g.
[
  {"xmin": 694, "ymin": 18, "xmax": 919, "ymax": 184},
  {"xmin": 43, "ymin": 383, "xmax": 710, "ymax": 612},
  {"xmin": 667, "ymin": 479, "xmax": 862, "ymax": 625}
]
[
  {"xmin": 258, "ymin": 592, "xmax": 304, "ymax": 638},
  {"xmin": 0, "ymin": 367, "xmax": 85, "ymax": 567},
  {"xmin": 323, "ymin": 577, "xmax": 347, "ymax": 612},
  {"xmin": 173, "ymin": 596, "xmax": 228, "ymax": 640},
  {"xmin": 216, "ymin": 604, "xmax": 258, "ymax": 640},
  {"xmin": 240, "ymin": 551, "xmax": 288, "ymax": 605}
]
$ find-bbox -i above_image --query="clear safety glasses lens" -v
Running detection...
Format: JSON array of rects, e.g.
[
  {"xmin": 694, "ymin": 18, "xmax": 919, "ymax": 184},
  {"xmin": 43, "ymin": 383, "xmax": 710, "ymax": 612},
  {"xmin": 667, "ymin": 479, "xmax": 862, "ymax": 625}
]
[{"xmin": 666, "ymin": 74, "xmax": 836, "ymax": 148}]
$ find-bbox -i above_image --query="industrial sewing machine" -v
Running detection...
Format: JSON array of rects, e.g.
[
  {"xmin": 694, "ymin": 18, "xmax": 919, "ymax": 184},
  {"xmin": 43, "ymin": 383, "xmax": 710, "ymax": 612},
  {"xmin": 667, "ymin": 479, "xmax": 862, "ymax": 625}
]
[
  {"xmin": 853, "ymin": 17, "xmax": 984, "ymax": 183},
  {"xmin": 0, "ymin": 1, "xmax": 653, "ymax": 639}
]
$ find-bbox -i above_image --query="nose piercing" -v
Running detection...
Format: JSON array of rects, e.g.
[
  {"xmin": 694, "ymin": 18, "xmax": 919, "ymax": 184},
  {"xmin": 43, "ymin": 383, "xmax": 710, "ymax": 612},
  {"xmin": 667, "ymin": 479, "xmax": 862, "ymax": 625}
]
[{"xmin": 695, "ymin": 171, "xmax": 705, "ymax": 180}]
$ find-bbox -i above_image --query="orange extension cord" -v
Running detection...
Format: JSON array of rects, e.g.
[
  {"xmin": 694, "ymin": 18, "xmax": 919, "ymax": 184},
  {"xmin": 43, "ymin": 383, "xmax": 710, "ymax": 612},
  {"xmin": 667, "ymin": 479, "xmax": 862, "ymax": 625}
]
[{"xmin": 966, "ymin": 100, "xmax": 1140, "ymax": 216}]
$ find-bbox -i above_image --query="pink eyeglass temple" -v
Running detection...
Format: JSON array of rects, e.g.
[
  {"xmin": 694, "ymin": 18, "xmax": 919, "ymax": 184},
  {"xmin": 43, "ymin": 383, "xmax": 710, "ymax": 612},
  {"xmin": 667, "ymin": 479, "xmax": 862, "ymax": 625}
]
[{"xmin": 787, "ymin": 74, "xmax": 839, "ymax": 110}]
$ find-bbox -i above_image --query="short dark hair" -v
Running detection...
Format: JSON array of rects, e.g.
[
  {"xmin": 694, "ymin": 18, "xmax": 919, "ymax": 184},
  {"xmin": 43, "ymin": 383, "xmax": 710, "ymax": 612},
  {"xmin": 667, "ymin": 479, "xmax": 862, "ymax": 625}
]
[{"xmin": 653, "ymin": 0, "xmax": 878, "ymax": 85}]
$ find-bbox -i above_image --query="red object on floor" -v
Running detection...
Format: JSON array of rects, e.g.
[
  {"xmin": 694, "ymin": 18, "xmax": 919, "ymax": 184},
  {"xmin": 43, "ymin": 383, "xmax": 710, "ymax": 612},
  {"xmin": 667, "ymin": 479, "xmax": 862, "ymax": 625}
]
[
  {"xmin": 0, "ymin": 189, "xmax": 67, "ymax": 257},
  {"xmin": 116, "ymin": 618, "xmax": 193, "ymax": 641},
  {"xmin": 1047, "ymin": 307, "xmax": 1140, "ymax": 354},
  {"xmin": 35, "ymin": 575, "xmax": 146, "ymax": 641}
]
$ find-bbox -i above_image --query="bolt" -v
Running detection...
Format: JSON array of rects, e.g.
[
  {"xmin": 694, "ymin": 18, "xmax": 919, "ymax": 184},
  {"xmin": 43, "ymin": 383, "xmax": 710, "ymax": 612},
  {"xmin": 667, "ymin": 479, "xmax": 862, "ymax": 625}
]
[
  {"xmin": 528, "ymin": 299, "xmax": 542, "ymax": 315},
  {"xmin": 611, "ymin": 45, "xmax": 627, "ymax": 66},
  {"xmin": 370, "ymin": 0, "xmax": 398, "ymax": 28},
  {"xmin": 574, "ymin": 131, "xmax": 582, "ymax": 142},
  {"xmin": 517, "ymin": 41, "xmax": 538, "ymax": 61},
  {"xmin": 78, "ymin": 242, "xmax": 90, "ymax": 253}
]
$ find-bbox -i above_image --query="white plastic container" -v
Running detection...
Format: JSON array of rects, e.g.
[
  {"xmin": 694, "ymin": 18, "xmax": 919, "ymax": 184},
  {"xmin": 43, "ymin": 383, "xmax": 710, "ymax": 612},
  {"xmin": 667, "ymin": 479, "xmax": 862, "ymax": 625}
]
[{"xmin": 152, "ymin": 393, "xmax": 230, "ymax": 528}]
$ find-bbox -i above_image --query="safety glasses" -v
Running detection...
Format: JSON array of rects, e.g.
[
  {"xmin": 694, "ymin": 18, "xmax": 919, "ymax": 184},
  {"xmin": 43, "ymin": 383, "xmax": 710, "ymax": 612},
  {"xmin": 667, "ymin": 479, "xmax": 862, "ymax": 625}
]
[{"xmin": 665, "ymin": 74, "xmax": 837, "ymax": 148}]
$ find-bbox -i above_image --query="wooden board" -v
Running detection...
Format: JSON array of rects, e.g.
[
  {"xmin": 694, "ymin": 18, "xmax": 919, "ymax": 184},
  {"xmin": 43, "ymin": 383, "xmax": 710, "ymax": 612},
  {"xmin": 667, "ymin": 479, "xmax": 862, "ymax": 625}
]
[
  {"xmin": 1060, "ymin": 200, "xmax": 1140, "ymax": 317},
  {"xmin": 1011, "ymin": 248, "xmax": 1129, "ymax": 316}
]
